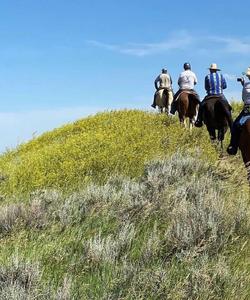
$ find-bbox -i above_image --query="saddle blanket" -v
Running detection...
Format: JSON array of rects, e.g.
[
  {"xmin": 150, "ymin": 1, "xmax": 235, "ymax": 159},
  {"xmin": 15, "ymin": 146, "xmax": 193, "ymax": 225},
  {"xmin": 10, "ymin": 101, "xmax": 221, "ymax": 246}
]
[
  {"xmin": 176, "ymin": 90, "xmax": 200, "ymax": 102},
  {"xmin": 239, "ymin": 114, "xmax": 250, "ymax": 126}
]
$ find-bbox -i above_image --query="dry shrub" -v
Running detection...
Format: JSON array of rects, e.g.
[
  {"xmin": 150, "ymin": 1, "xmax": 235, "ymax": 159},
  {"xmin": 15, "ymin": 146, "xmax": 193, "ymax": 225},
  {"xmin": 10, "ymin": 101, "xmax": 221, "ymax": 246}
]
[
  {"xmin": 86, "ymin": 223, "xmax": 136, "ymax": 264},
  {"xmin": 0, "ymin": 256, "xmax": 41, "ymax": 299},
  {"xmin": 0, "ymin": 203, "xmax": 25, "ymax": 235}
]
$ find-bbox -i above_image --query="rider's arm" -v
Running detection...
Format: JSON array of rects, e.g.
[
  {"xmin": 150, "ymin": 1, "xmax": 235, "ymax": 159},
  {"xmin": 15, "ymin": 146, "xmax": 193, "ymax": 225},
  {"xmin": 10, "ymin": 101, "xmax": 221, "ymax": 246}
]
[
  {"xmin": 154, "ymin": 76, "xmax": 159, "ymax": 90},
  {"xmin": 178, "ymin": 76, "xmax": 181, "ymax": 87},
  {"xmin": 194, "ymin": 74, "xmax": 198, "ymax": 86},
  {"xmin": 205, "ymin": 75, "xmax": 209, "ymax": 93},
  {"xmin": 221, "ymin": 75, "xmax": 227, "ymax": 90},
  {"xmin": 239, "ymin": 77, "xmax": 245, "ymax": 86}
]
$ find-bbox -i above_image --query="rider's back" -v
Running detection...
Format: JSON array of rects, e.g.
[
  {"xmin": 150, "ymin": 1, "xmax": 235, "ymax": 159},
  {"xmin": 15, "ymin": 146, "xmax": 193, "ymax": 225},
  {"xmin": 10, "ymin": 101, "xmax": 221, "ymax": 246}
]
[
  {"xmin": 178, "ymin": 70, "xmax": 197, "ymax": 90},
  {"xmin": 156, "ymin": 73, "xmax": 172, "ymax": 89}
]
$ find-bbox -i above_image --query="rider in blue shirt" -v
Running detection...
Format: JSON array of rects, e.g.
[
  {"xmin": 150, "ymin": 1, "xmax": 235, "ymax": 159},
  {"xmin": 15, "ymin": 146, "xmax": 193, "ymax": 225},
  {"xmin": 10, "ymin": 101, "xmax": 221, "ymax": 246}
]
[{"xmin": 195, "ymin": 63, "xmax": 233, "ymax": 128}]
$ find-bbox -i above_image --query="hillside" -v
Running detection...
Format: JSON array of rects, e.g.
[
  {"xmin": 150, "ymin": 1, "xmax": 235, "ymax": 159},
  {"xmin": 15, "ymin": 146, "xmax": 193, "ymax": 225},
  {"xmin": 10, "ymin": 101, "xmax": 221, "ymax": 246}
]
[{"xmin": 0, "ymin": 109, "xmax": 249, "ymax": 299}]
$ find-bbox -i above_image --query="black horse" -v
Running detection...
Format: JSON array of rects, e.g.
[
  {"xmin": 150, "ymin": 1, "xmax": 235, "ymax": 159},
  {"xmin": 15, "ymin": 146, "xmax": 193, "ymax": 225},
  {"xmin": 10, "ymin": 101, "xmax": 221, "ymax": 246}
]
[{"xmin": 203, "ymin": 96, "xmax": 232, "ymax": 148}]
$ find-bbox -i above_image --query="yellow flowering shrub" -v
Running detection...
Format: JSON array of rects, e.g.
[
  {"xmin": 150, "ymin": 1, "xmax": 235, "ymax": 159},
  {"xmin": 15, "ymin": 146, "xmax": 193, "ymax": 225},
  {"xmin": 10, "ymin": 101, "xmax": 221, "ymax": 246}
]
[{"xmin": 0, "ymin": 109, "xmax": 220, "ymax": 196}]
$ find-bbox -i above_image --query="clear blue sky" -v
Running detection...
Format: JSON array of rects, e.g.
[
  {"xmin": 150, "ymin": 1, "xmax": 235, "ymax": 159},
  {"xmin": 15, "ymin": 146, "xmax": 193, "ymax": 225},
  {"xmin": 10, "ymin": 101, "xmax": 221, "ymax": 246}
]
[{"xmin": 0, "ymin": 0, "xmax": 249, "ymax": 151}]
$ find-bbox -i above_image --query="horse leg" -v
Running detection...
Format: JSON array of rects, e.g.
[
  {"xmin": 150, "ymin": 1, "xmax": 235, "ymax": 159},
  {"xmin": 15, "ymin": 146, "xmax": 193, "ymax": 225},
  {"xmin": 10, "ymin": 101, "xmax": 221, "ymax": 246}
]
[
  {"xmin": 217, "ymin": 128, "xmax": 225, "ymax": 150},
  {"xmin": 183, "ymin": 118, "xmax": 188, "ymax": 128},
  {"xmin": 207, "ymin": 127, "xmax": 216, "ymax": 143},
  {"xmin": 167, "ymin": 104, "xmax": 171, "ymax": 115},
  {"xmin": 189, "ymin": 117, "xmax": 196, "ymax": 131},
  {"xmin": 165, "ymin": 107, "xmax": 169, "ymax": 115}
]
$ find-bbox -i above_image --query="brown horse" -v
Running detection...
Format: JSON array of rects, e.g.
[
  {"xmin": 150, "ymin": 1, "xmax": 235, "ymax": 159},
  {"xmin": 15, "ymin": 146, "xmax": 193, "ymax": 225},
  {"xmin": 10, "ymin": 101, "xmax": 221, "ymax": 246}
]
[
  {"xmin": 177, "ymin": 91, "xmax": 199, "ymax": 129},
  {"xmin": 239, "ymin": 119, "xmax": 250, "ymax": 184}
]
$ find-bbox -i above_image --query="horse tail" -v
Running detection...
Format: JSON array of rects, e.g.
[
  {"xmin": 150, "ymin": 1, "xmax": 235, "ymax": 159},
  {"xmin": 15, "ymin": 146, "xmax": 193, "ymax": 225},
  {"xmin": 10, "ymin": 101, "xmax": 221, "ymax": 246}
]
[
  {"xmin": 177, "ymin": 92, "xmax": 189, "ymax": 123},
  {"xmin": 188, "ymin": 94, "xmax": 199, "ymax": 117}
]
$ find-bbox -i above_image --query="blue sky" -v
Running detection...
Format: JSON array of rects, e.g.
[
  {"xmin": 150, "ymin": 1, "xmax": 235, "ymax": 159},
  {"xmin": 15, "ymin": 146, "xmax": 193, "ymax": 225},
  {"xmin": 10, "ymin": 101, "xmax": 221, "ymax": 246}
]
[{"xmin": 0, "ymin": 0, "xmax": 249, "ymax": 151}]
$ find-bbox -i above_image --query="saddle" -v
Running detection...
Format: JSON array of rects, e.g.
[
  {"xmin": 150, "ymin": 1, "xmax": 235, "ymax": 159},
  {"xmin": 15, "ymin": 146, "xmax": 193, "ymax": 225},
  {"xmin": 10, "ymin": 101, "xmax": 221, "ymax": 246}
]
[
  {"xmin": 204, "ymin": 95, "xmax": 222, "ymax": 101},
  {"xmin": 239, "ymin": 115, "xmax": 250, "ymax": 126},
  {"xmin": 204, "ymin": 95, "xmax": 232, "ymax": 111},
  {"xmin": 239, "ymin": 105, "xmax": 250, "ymax": 126}
]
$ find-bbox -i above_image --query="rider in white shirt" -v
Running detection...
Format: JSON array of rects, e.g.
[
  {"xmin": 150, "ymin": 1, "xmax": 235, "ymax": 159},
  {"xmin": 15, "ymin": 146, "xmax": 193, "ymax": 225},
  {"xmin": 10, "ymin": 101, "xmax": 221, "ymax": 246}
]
[
  {"xmin": 170, "ymin": 62, "xmax": 200, "ymax": 114},
  {"xmin": 227, "ymin": 67, "xmax": 250, "ymax": 155}
]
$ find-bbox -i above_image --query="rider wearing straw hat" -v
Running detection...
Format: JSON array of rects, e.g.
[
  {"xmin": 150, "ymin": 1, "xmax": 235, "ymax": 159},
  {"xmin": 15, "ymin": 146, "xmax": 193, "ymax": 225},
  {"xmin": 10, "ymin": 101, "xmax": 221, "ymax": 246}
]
[
  {"xmin": 195, "ymin": 63, "xmax": 233, "ymax": 128},
  {"xmin": 227, "ymin": 67, "xmax": 250, "ymax": 155}
]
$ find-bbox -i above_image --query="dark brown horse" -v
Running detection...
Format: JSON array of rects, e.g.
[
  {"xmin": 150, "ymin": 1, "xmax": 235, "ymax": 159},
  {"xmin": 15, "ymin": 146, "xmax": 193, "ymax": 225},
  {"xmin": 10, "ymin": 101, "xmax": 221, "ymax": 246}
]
[
  {"xmin": 202, "ymin": 96, "xmax": 231, "ymax": 147},
  {"xmin": 239, "ymin": 119, "xmax": 250, "ymax": 184},
  {"xmin": 177, "ymin": 91, "xmax": 199, "ymax": 129}
]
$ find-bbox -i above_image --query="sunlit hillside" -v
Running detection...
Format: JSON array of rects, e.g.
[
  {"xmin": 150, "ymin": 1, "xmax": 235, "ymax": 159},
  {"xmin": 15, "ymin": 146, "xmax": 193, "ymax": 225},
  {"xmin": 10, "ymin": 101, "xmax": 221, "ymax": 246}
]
[
  {"xmin": 0, "ymin": 108, "xmax": 249, "ymax": 299},
  {"xmin": 0, "ymin": 110, "xmax": 220, "ymax": 196}
]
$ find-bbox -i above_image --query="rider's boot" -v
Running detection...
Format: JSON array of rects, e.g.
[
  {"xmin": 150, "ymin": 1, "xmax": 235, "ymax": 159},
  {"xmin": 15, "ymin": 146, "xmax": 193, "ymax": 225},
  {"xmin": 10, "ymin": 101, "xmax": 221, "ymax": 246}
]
[
  {"xmin": 151, "ymin": 93, "xmax": 157, "ymax": 108},
  {"xmin": 194, "ymin": 106, "xmax": 203, "ymax": 127}
]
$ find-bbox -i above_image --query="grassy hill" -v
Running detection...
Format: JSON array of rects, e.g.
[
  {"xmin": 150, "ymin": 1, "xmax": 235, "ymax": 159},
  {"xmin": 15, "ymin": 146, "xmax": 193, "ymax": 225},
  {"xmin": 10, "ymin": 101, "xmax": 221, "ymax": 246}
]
[{"xmin": 0, "ymin": 109, "xmax": 249, "ymax": 299}]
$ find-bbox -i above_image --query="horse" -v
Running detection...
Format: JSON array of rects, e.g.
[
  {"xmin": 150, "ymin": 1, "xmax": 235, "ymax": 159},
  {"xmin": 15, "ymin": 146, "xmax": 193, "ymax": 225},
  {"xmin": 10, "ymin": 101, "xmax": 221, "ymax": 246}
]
[
  {"xmin": 177, "ymin": 91, "xmax": 200, "ymax": 129},
  {"xmin": 239, "ymin": 119, "xmax": 250, "ymax": 184},
  {"xmin": 155, "ymin": 89, "xmax": 173, "ymax": 115},
  {"xmin": 202, "ymin": 96, "xmax": 231, "ymax": 148}
]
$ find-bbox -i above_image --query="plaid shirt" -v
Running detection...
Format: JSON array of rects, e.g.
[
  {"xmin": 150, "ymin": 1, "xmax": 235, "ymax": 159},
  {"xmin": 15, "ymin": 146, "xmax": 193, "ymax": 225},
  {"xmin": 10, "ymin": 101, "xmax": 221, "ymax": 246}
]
[{"xmin": 205, "ymin": 72, "xmax": 227, "ymax": 95}]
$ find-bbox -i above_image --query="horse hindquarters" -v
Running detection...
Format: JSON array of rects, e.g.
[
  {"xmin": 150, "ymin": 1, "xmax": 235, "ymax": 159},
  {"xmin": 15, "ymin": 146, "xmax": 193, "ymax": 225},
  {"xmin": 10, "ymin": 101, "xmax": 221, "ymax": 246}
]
[{"xmin": 239, "ymin": 121, "xmax": 250, "ymax": 184}]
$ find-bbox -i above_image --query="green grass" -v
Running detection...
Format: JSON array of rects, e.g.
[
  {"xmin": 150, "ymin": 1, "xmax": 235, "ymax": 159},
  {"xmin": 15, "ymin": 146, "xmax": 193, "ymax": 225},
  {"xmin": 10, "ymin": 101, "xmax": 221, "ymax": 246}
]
[{"xmin": 0, "ymin": 108, "xmax": 249, "ymax": 299}]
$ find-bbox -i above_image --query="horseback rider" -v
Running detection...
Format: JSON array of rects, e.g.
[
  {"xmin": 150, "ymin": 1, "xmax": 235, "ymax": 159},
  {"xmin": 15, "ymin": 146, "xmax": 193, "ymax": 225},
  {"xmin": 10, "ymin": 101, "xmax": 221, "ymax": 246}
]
[
  {"xmin": 170, "ymin": 62, "xmax": 199, "ymax": 114},
  {"xmin": 227, "ymin": 67, "xmax": 250, "ymax": 155},
  {"xmin": 195, "ymin": 63, "xmax": 233, "ymax": 128},
  {"xmin": 151, "ymin": 68, "xmax": 173, "ymax": 109}
]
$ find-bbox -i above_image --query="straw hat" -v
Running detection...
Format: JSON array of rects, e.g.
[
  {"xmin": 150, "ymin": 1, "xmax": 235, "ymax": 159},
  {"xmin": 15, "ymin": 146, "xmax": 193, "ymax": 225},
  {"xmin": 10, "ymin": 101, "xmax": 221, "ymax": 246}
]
[
  {"xmin": 244, "ymin": 67, "xmax": 250, "ymax": 76},
  {"xmin": 209, "ymin": 63, "xmax": 221, "ymax": 71}
]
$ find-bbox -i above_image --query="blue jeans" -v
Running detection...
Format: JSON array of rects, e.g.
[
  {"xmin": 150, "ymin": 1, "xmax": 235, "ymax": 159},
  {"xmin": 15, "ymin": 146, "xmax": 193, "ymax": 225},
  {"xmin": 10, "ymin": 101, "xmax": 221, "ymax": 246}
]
[{"xmin": 229, "ymin": 110, "xmax": 246, "ymax": 149}]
